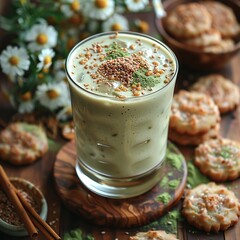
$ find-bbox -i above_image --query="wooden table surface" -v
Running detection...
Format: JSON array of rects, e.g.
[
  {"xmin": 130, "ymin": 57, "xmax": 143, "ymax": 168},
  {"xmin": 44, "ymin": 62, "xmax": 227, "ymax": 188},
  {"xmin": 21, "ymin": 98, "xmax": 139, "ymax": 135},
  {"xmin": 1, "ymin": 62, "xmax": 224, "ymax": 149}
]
[{"xmin": 0, "ymin": 10, "xmax": 240, "ymax": 240}]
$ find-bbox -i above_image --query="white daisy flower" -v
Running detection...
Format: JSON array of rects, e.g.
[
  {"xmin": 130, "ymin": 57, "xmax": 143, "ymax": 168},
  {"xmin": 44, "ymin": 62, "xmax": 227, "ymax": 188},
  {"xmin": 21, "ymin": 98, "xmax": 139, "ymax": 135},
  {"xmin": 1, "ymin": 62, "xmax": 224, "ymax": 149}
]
[
  {"xmin": 18, "ymin": 92, "xmax": 35, "ymax": 113},
  {"xmin": 37, "ymin": 48, "xmax": 55, "ymax": 71},
  {"xmin": 57, "ymin": 103, "xmax": 72, "ymax": 121},
  {"xmin": 53, "ymin": 59, "xmax": 67, "ymax": 82},
  {"xmin": 83, "ymin": 0, "xmax": 115, "ymax": 20},
  {"xmin": 25, "ymin": 20, "xmax": 58, "ymax": 51},
  {"xmin": 86, "ymin": 20, "xmax": 100, "ymax": 34},
  {"xmin": 102, "ymin": 14, "xmax": 129, "ymax": 32},
  {"xmin": 125, "ymin": 0, "xmax": 149, "ymax": 12},
  {"xmin": 54, "ymin": 59, "xmax": 65, "ymax": 71},
  {"xmin": 36, "ymin": 82, "xmax": 69, "ymax": 111},
  {"xmin": 56, "ymin": 70, "xmax": 67, "ymax": 83},
  {"xmin": 18, "ymin": 101, "xmax": 35, "ymax": 113},
  {"xmin": 61, "ymin": 0, "xmax": 82, "ymax": 18},
  {"xmin": 0, "ymin": 46, "xmax": 30, "ymax": 79}
]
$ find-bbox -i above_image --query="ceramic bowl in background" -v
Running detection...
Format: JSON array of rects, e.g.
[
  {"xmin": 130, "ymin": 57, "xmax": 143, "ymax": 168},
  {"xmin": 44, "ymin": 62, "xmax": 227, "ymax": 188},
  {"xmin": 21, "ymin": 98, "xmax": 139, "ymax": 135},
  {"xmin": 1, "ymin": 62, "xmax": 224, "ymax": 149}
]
[{"xmin": 155, "ymin": 0, "xmax": 240, "ymax": 70}]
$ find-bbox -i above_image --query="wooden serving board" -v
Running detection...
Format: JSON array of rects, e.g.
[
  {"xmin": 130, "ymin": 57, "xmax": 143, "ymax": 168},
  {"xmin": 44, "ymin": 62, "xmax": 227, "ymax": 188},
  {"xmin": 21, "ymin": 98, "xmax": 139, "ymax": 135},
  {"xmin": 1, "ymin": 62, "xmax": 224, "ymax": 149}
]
[{"xmin": 54, "ymin": 141, "xmax": 187, "ymax": 228}]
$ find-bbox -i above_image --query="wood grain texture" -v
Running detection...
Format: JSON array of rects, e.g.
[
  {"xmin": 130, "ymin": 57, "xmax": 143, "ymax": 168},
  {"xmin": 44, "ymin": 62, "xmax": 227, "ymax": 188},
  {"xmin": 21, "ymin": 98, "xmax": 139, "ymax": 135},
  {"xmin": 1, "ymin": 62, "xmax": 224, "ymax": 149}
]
[
  {"xmin": 54, "ymin": 141, "xmax": 187, "ymax": 228},
  {"xmin": 0, "ymin": 6, "xmax": 240, "ymax": 240}
]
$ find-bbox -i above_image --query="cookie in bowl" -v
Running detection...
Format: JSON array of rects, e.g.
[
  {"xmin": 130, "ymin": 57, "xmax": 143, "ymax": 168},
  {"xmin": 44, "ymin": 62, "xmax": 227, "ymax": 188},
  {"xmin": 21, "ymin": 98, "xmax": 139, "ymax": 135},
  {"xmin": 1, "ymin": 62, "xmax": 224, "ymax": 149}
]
[
  {"xmin": 201, "ymin": 1, "xmax": 240, "ymax": 39},
  {"xmin": 165, "ymin": 2, "xmax": 212, "ymax": 39},
  {"xmin": 155, "ymin": 0, "xmax": 240, "ymax": 70},
  {"xmin": 0, "ymin": 122, "xmax": 48, "ymax": 165}
]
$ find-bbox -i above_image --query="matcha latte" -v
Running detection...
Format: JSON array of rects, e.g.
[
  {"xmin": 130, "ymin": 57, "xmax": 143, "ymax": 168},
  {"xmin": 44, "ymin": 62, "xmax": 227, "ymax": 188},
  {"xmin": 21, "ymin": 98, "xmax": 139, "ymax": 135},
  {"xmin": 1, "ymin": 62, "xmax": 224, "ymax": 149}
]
[{"xmin": 66, "ymin": 32, "xmax": 178, "ymax": 198}]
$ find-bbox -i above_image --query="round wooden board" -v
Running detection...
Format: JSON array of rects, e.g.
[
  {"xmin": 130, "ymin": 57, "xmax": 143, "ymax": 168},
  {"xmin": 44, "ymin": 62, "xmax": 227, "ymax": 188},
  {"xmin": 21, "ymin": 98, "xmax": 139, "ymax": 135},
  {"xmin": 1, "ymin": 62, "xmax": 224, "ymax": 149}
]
[{"xmin": 54, "ymin": 141, "xmax": 187, "ymax": 228}]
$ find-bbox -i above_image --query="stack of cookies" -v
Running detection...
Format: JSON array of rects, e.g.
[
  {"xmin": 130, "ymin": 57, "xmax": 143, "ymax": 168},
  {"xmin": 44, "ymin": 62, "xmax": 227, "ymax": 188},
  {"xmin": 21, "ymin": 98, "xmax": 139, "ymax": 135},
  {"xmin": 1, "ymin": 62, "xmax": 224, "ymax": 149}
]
[
  {"xmin": 165, "ymin": 1, "xmax": 240, "ymax": 53},
  {"xmin": 168, "ymin": 90, "xmax": 220, "ymax": 146},
  {"xmin": 190, "ymin": 74, "xmax": 240, "ymax": 114}
]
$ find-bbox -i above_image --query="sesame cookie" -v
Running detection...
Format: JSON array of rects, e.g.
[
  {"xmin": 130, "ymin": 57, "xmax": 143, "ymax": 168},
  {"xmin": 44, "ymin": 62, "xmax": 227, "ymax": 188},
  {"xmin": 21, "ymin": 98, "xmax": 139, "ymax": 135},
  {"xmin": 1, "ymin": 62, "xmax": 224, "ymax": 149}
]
[
  {"xmin": 129, "ymin": 230, "xmax": 178, "ymax": 240},
  {"xmin": 183, "ymin": 29, "xmax": 222, "ymax": 47},
  {"xmin": 182, "ymin": 182, "xmax": 240, "ymax": 232},
  {"xmin": 195, "ymin": 138, "xmax": 240, "ymax": 182},
  {"xmin": 203, "ymin": 38, "xmax": 235, "ymax": 53},
  {"xmin": 201, "ymin": 1, "xmax": 240, "ymax": 38},
  {"xmin": 0, "ymin": 122, "xmax": 48, "ymax": 165},
  {"xmin": 165, "ymin": 3, "xmax": 212, "ymax": 39},
  {"xmin": 170, "ymin": 90, "xmax": 220, "ymax": 135},
  {"xmin": 168, "ymin": 123, "xmax": 219, "ymax": 146},
  {"xmin": 190, "ymin": 74, "xmax": 240, "ymax": 114}
]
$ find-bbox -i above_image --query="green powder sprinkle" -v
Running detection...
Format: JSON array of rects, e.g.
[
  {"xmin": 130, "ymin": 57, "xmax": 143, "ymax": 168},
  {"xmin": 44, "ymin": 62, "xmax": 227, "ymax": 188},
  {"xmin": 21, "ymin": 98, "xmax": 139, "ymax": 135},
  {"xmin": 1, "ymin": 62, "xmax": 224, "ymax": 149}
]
[
  {"xmin": 160, "ymin": 176, "xmax": 169, "ymax": 187},
  {"xmin": 105, "ymin": 42, "xmax": 130, "ymax": 60},
  {"xmin": 166, "ymin": 150, "xmax": 182, "ymax": 171},
  {"xmin": 159, "ymin": 210, "xmax": 183, "ymax": 234},
  {"xmin": 168, "ymin": 179, "xmax": 180, "ymax": 189},
  {"xmin": 187, "ymin": 161, "xmax": 209, "ymax": 188},
  {"xmin": 64, "ymin": 229, "xmax": 94, "ymax": 240},
  {"xmin": 156, "ymin": 192, "xmax": 172, "ymax": 204},
  {"xmin": 214, "ymin": 146, "xmax": 232, "ymax": 159},
  {"xmin": 48, "ymin": 138, "xmax": 62, "ymax": 152},
  {"xmin": 132, "ymin": 68, "xmax": 159, "ymax": 88},
  {"xmin": 141, "ymin": 208, "xmax": 183, "ymax": 234}
]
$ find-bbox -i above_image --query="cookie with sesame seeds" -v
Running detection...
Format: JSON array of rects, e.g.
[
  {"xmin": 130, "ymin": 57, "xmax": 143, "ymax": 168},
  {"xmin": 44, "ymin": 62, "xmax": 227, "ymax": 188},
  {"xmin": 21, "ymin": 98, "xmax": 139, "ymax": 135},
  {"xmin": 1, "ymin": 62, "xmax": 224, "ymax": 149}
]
[
  {"xmin": 0, "ymin": 122, "xmax": 48, "ymax": 165},
  {"xmin": 169, "ymin": 90, "xmax": 220, "ymax": 135},
  {"xmin": 202, "ymin": 38, "xmax": 235, "ymax": 53},
  {"xmin": 201, "ymin": 1, "xmax": 240, "ymax": 38},
  {"xmin": 183, "ymin": 28, "xmax": 222, "ymax": 47},
  {"xmin": 129, "ymin": 230, "xmax": 178, "ymax": 240},
  {"xmin": 182, "ymin": 182, "xmax": 240, "ymax": 232},
  {"xmin": 194, "ymin": 138, "xmax": 240, "ymax": 182},
  {"xmin": 168, "ymin": 123, "xmax": 219, "ymax": 146},
  {"xmin": 165, "ymin": 3, "xmax": 212, "ymax": 39},
  {"xmin": 190, "ymin": 74, "xmax": 240, "ymax": 114}
]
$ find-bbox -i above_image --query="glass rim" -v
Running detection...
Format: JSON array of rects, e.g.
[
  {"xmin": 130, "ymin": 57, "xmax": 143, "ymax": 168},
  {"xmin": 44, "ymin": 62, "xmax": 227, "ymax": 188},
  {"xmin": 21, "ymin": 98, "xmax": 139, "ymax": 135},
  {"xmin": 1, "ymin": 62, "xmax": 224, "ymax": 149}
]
[{"xmin": 65, "ymin": 31, "xmax": 179, "ymax": 101}]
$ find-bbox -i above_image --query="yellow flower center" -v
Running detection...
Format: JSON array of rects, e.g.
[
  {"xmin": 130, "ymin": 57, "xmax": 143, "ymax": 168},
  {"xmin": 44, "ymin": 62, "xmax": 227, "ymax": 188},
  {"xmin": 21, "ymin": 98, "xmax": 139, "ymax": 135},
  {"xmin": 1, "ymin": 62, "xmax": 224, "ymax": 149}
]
[
  {"xmin": 47, "ymin": 89, "xmax": 59, "ymax": 99},
  {"xmin": 95, "ymin": 0, "xmax": 108, "ymax": 9},
  {"xmin": 9, "ymin": 56, "xmax": 19, "ymax": 66},
  {"xmin": 20, "ymin": 0, "xmax": 27, "ymax": 5},
  {"xmin": 70, "ymin": 0, "xmax": 80, "ymax": 12},
  {"xmin": 134, "ymin": 0, "xmax": 141, "ymax": 2},
  {"xmin": 37, "ymin": 33, "xmax": 48, "ymax": 45},
  {"xmin": 38, "ymin": 73, "xmax": 44, "ymax": 79},
  {"xmin": 20, "ymin": 92, "xmax": 32, "ymax": 101},
  {"xmin": 44, "ymin": 56, "xmax": 52, "ymax": 65},
  {"xmin": 111, "ymin": 23, "xmax": 122, "ymax": 31},
  {"xmin": 138, "ymin": 21, "xmax": 149, "ymax": 33}
]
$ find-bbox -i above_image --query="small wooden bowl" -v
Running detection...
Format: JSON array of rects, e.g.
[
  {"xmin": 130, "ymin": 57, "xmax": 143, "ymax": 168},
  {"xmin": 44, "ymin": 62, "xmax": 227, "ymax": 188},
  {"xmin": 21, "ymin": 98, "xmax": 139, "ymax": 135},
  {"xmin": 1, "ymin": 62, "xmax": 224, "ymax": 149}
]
[
  {"xmin": 0, "ymin": 178, "xmax": 48, "ymax": 237},
  {"xmin": 155, "ymin": 0, "xmax": 240, "ymax": 70}
]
